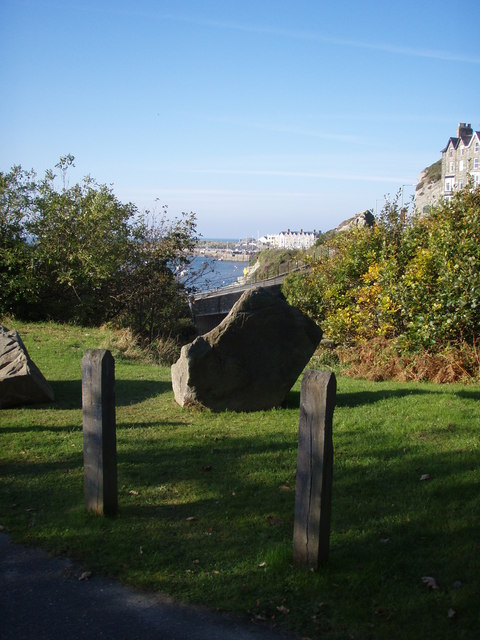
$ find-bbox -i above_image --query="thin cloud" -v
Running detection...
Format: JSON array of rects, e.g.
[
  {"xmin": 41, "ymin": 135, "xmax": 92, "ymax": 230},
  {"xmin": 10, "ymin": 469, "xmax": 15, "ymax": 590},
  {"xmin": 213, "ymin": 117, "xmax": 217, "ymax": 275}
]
[
  {"xmin": 211, "ymin": 116, "xmax": 365, "ymax": 143},
  {"xmin": 170, "ymin": 15, "xmax": 480, "ymax": 65},
  {"xmin": 192, "ymin": 168, "xmax": 414, "ymax": 184},
  {"xmin": 22, "ymin": 4, "xmax": 479, "ymax": 65}
]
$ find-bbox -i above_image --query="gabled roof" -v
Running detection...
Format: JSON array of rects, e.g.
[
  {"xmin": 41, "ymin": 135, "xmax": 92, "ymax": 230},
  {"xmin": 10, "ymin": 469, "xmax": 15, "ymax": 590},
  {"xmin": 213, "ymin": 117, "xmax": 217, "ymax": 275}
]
[
  {"xmin": 442, "ymin": 130, "xmax": 480, "ymax": 153},
  {"xmin": 441, "ymin": 137, "xmax": 460, "ymax": 153},
  {"xmin": 464, "ymin": 130, "xmax": 480, "ymax": 147}
]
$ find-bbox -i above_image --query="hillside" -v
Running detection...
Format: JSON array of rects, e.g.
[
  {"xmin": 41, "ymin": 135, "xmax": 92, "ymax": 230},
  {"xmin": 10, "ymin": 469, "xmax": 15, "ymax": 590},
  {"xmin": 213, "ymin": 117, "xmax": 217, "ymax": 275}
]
[{"xmin": 414, "ymin": 159, "xmax": 442, "ymax": 214}]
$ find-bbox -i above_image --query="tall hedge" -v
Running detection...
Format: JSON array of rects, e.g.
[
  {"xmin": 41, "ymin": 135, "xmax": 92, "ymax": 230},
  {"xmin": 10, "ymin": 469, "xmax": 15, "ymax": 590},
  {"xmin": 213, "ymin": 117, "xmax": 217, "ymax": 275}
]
[{"xmin": 283, "ymin": 186, "xmax": 480, "ymax": 352}]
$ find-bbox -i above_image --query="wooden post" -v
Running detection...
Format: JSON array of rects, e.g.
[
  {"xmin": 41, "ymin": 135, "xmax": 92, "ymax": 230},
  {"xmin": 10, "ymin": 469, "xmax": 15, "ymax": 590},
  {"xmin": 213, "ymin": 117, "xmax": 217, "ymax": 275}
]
[
  {"xmin": 82, "ymin": 349, "xmax": 117, "ymax": 516},
  {"xmin": 293, "ymin": 370, "xmax": 336, "ymax": 568}
]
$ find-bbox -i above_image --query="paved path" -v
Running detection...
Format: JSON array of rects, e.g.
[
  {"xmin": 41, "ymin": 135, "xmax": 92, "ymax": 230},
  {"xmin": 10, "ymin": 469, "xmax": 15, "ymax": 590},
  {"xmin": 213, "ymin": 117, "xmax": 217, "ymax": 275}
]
[{"xmin": 0, "ymin": 533, "xmax": 296, "ymax": 640}]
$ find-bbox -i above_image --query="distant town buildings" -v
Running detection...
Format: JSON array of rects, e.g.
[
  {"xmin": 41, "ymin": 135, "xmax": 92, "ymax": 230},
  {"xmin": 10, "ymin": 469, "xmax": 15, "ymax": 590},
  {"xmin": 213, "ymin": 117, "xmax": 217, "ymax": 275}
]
[
  {"xmin": 259, "ymin": 229, "xmax": 319, "ymax": 250},
  {"xmin": 441, "ymin": 122, "xmax": 480, "ymax": 199}
]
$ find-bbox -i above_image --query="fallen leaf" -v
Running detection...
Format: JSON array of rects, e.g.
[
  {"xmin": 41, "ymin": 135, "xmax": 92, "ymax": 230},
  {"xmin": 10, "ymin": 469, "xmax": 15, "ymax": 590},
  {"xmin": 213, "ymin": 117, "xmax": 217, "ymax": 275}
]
[
  {"xmin": 128, "ymin": 490, "xmax": 139, "ymax": 495},
  {"xmin": 192, "ymin": 559, "xmax": 200, "ymax": 565},
  {"xmin": 254, "ymin": 614, "xmax": 267, "ymax": 621},
  {"xmin": 421, "ymin": 576, "xmax": 439, "ymax": 590},
  {"xmin": 420, "ymin": 474, "xmax": 431, "ymax": 481},
  {"xmin": 186, "ymin": 516, "xmax": 197, "ymax": 521},
  {"xmin": 258, "ymin": 562, "xmax": 266, "ymax": 569},
  {"xmin": 138, "ymin": 546, "xmax": 143, "ymax": 555},
  {"xmin": 78, "ymin": 571, "xmax": 92, "ymax": 581},
  {"xmin": 447, "ymin": 608, "xmax": 456, "ymax": 619},
  {"xmin": 276, "ymin": 605, "xmax": 290, "ymax": 614},
  {"xmin": 279, "ymin": 484, "xmax": 291, "ymax": 492}
]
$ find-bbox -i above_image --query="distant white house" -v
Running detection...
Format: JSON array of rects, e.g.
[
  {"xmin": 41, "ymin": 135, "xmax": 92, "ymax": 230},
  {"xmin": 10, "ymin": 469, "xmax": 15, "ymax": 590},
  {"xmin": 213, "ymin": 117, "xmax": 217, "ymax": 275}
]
[{"xmin": 259, "ymin": 229, "xmax": 319, "ymax": 250}]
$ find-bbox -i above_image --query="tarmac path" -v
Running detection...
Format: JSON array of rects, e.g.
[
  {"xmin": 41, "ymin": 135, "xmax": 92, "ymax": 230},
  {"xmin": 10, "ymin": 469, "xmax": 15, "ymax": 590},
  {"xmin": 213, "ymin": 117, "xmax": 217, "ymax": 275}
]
[{"xmin": 0, "ymin": 533, "xmax": 297, "ymax": 640}]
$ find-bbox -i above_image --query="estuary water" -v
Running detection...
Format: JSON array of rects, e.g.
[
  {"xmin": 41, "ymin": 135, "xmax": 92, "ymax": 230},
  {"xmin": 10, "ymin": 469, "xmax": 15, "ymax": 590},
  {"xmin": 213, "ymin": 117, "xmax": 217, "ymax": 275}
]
[{"xmin": 181, "ymin": 256, "xmax": 249, "ymax": 292}]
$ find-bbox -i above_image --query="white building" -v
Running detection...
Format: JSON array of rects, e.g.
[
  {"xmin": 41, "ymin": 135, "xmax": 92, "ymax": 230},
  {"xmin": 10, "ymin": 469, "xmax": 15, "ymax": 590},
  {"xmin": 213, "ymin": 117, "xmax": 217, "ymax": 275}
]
[{"xmin": 259, "ymin": 229, "xmax": 319, "ymax": 250}]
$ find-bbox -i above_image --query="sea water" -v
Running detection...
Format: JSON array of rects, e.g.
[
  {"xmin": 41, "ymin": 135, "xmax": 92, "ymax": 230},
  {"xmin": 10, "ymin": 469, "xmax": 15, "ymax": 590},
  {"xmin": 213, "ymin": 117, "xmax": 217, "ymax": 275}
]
[{"xmin": 181, "ymin": 256, "xmax": 249, "ymax": 292}]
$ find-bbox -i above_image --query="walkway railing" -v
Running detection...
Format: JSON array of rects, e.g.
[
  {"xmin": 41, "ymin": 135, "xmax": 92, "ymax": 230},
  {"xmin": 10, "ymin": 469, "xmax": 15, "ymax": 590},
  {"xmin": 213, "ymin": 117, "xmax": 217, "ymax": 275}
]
[{"xmin": 193, "ymin": 263, "xmax": 309, "ymax": 300}]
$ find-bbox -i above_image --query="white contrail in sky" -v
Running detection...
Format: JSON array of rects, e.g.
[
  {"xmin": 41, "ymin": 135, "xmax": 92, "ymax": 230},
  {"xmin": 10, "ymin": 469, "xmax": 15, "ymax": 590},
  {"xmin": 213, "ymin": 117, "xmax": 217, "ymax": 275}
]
[
  {"xmin": 194, "ymin": 18, "xmax": 480, "ymax": 64},
  {"xmin": 169, "ymin": 15, "xmax": 480, "ymax": 65},
  {"xmin": 36, "ymin": 3, "xmax": 480, "ymax": 65}
]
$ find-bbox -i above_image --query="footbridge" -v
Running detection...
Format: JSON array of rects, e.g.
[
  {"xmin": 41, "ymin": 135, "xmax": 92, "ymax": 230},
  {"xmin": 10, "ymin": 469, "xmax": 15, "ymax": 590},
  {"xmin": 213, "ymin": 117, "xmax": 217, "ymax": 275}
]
[{"xmin": 191, "ymin": 269, "xmax": 304, "ymax": 334}]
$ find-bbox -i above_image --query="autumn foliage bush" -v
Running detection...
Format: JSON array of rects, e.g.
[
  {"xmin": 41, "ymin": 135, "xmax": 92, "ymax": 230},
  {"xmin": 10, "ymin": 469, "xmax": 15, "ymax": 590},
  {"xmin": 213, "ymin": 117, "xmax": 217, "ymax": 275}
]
[{"xmin": 284, "ymin": 186, "xmax": 480, "ymax": 381}]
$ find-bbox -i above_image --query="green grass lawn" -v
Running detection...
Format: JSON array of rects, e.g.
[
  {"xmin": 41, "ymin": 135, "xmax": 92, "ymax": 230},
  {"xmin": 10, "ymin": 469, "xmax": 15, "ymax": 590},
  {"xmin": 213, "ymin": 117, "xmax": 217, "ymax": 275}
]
[{"xmin": 1, "ymin": 320, "xmax": 479, "ymax": 639}]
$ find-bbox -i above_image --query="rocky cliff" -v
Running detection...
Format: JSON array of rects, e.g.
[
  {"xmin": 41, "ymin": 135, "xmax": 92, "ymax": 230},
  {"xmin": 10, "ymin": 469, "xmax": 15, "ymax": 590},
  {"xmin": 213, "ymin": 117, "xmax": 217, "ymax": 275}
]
[{"xmin": 414, "ymin": 159, "xmax": 442, "ymax": 214}]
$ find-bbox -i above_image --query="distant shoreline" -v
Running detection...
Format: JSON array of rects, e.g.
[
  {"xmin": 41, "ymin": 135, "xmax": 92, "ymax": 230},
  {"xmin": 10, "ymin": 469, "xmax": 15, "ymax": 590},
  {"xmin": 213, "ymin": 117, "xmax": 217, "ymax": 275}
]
[{"xmin": 192, "ymin": 247, "xmax": 256, "ymax": 261}]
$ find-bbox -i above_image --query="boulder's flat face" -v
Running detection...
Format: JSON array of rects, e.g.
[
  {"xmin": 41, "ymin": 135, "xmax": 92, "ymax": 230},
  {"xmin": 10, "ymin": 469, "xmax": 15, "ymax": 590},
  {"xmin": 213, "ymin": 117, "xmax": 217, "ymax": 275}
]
[
  {"xmin": 171, "ymin": 288, "xmax": 322, "ymax": 412},
  {"xmin": 0, "ymin": 326, "xmax": 55, "ymax": 409}
]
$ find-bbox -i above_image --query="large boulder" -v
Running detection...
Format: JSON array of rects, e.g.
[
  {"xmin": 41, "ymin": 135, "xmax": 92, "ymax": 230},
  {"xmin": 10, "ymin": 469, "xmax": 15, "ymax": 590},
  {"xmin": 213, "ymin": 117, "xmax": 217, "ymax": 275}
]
[
  {"xmin": 0, "ymin": 326, "xmax": 55, "ymax": 409},
  {"xmin": 171, "ymin": 288, "xmax": 322, "ymax": 412}
]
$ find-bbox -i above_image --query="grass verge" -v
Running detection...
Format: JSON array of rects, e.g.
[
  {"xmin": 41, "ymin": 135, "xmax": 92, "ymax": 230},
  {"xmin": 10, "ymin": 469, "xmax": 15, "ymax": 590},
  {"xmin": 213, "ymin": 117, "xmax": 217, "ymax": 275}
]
[{"xmin": 1, "ymin": 320, "xmax": 479, "ymax": 639}]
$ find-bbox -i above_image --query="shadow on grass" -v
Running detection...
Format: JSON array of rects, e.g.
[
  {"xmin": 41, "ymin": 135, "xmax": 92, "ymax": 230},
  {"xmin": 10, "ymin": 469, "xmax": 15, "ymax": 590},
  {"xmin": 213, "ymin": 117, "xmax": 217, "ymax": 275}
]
[
  {"xmin": 283, "ymin": 385, "xmax": 445, "ymax": 410},
  {"xmin": 44, "ymin": 379, "xmax": 172, "ymax": 410},
  {"xmin": 2, "ymin": 424, "xmax": 479, "ymax": 638},
  {"xmin": 0, "ymin": 419, "xmax": 187, "ymax": 435},
  {"xmin": 336, "ymin": 387, "xmax": 443, "ymax": 408},
  {"xmin": 455, "ymin": 388, "xmax": 480, "ymax": 401}
]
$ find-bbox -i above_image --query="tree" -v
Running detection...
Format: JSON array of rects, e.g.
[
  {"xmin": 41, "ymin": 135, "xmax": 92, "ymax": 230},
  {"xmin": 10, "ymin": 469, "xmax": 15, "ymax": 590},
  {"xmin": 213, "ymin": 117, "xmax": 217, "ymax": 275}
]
[
  {"xmin": 0, "ymin": 157, "xmax": 198, "ymax": 344},
  {"xmin": 0, "ymin": 166, "xmax": 37, "ymax": 315},
  {"xmin": 112, "ymin": 208, "xmax": 197, "ymax": 342},
  {"xmin": 24, "ymin": 157, "xmax": 137, "ymax": 322}
]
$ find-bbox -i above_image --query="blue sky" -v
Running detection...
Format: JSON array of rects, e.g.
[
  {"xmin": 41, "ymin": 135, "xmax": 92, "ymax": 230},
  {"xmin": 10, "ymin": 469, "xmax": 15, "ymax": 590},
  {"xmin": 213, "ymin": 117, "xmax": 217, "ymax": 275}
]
[{"xmin": 1, "ymin": 0, "xmax": 479, "ymax": 239}]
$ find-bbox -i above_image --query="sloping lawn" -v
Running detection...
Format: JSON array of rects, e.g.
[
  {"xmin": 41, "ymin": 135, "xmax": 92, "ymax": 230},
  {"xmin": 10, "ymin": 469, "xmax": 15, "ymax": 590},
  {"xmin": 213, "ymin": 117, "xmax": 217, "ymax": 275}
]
[{"xmin": 1, "ymin": 320, "xmax": 479, "ymax": 639}]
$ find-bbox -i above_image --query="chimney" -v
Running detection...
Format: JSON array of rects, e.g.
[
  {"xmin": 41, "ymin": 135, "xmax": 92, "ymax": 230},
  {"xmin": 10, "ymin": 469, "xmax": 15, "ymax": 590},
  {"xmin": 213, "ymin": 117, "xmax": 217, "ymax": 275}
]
[{"xmin": 457, "ymin": 122, "xmax": 473, "ymax": 138}]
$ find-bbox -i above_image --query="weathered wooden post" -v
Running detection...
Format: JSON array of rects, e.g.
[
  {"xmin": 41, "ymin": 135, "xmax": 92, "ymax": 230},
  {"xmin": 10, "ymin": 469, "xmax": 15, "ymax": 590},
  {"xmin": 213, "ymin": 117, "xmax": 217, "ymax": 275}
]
[
  {"xmin": 293, "ymin": 370, "xmax": 336, "ymax": 568},
  {"xmin": 82, "ymin": 349, "xmax": 118, "ymax": 516}
]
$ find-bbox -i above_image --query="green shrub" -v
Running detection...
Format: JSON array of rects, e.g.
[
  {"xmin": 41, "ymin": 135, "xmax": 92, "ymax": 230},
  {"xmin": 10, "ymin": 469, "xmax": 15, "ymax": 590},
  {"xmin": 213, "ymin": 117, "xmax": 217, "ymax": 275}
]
[
  {"xmin": 0, "ymin": 156, "xmax": 197, "ymax": 344},
  {"xmin": 284, "ymin": 186, "xmax": 480, "ymax": 363}
]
